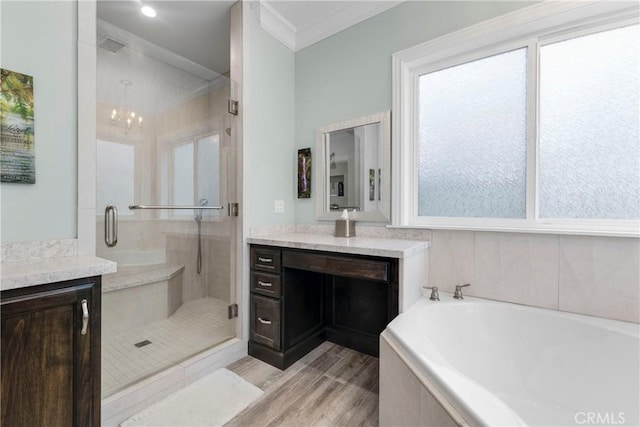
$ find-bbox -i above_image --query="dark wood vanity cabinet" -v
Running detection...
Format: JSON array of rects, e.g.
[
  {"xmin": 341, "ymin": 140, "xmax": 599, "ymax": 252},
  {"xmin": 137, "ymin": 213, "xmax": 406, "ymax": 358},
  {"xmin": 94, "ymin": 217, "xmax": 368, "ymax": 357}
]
[
  {"xmin": 1, "ymin": 277, "xmax": 101, "ymax": 427},
  {"xmin": 249, "ymin": 245, "xmax": 398, "ymax": 369}
]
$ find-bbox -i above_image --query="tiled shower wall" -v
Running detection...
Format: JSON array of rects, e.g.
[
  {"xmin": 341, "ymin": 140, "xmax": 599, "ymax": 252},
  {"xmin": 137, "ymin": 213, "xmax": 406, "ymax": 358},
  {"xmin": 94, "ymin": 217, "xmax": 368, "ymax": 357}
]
[
  {"xmin": 428, "ymin": 230, "xmax": 640, "ymax": 323},
  {"xmin": 166, "ymin": 234, "xmax": 230, "ymax": 303}
]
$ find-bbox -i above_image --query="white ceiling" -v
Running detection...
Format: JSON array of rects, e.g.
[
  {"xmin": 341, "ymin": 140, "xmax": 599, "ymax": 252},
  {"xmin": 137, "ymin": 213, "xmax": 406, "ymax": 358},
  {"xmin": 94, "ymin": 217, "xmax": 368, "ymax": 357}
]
[
  {"xmin": 97, "ymin": 0, "xmax": 235, "ymax": 74},
  {"xmin": 96, "ymin": 0, "xmax": 404, "ymax": 75}
]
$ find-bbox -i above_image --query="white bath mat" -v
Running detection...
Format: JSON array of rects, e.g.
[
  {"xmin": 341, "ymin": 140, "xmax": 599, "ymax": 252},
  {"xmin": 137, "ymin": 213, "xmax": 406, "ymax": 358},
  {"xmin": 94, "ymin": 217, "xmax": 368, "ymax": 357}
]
[{"xmin": 121, "ymin": 368, "xmax": 263, "ymax": 426}]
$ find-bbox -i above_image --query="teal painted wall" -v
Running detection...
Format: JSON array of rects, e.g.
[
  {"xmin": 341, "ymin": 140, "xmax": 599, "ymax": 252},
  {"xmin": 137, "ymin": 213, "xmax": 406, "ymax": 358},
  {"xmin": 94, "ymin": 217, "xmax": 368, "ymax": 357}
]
[
  {"xmin": 1, "ymin": 0, "xmax": 78, "ymax": 242},
  {"xmin": 293, "ymin": 1, "xmax": 536, "ymax": 224},
  {"xmin": 244, "ymin": 6, "xmax": 296, "ymax": 226}
]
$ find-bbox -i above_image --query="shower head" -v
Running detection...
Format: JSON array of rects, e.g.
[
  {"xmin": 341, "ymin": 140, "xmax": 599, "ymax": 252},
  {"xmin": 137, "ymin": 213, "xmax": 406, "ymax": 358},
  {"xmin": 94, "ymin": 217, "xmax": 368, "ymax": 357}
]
[{"xmin": 195, "ymin": 198, "xmax": 209, "ymax": 222}]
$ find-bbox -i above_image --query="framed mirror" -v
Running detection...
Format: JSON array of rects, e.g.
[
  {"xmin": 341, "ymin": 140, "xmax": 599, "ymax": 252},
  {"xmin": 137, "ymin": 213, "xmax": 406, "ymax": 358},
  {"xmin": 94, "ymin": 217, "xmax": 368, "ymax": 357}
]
[{"xmin": 315, "ymin": 111, "xmax": 391, "ymax": 222}]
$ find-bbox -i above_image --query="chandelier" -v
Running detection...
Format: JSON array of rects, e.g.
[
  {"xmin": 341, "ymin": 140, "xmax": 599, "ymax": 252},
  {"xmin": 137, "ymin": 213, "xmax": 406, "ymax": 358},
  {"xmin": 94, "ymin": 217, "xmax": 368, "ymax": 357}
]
[{"xmin": 110, "ymin": 79, "xmax": 142, "ymax": 132}]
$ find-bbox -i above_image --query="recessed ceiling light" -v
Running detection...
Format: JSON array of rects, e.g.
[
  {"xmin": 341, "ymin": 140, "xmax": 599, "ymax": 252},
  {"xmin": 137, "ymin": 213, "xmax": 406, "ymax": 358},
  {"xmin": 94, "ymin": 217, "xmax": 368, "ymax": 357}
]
[{"xmin": 141, "ymin": 5, "xmax": 156, "ymax": 18}]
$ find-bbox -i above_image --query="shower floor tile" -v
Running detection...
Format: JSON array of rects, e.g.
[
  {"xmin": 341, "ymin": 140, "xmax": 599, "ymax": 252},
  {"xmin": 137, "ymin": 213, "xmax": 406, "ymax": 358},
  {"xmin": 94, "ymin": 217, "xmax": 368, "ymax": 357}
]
[{"xmin": 102, "ymin": 297, "xmax": 232, "ymax": 398}]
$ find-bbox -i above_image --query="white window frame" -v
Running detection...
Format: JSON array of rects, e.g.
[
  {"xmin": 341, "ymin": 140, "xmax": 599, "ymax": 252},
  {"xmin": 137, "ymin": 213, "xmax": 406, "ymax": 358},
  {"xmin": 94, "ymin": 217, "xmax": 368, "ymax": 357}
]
[
  {"xmin": 167, "ymin": 131, "xmax": 222, "ymax": 220},
  {"xmin": 392, "ymin": 1, "xmax": 640, "ymax": 237}
]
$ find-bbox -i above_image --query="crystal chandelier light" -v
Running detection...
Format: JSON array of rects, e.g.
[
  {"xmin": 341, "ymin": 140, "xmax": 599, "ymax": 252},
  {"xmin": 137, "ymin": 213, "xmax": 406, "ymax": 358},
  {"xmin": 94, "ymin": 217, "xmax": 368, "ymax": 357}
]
[{"xmin": 111, "ymin": 79, "xmax": 142, "ymax": 132}]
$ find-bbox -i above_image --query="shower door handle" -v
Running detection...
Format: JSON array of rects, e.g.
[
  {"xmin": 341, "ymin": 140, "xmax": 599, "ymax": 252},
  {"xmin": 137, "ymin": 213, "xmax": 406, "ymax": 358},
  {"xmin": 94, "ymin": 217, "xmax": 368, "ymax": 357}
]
[{"xmin": 105, "ymin": 205, "xmax": 118, "ymax": 247}]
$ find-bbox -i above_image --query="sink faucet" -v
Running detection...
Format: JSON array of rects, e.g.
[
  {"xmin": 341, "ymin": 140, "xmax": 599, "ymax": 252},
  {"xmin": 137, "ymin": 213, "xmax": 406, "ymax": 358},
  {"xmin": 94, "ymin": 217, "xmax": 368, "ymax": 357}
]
[
  {"xmin": 453, "ymin": 283, "xmax": 471, "ymax": 300},
  {"xmin": 423, "ymin": 286, "xmax": 440, "ymax": 301}
]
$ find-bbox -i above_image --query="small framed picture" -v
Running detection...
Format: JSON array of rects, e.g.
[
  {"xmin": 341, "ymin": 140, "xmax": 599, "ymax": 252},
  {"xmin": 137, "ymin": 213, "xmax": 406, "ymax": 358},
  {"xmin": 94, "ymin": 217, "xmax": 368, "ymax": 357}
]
[
  {"xmin": 297, "ymin": 148, "xmax": 311, "ymax": 198},
  {"xmin": 1, "ymin": 68, "xmax": 36, "ymax": 184}
]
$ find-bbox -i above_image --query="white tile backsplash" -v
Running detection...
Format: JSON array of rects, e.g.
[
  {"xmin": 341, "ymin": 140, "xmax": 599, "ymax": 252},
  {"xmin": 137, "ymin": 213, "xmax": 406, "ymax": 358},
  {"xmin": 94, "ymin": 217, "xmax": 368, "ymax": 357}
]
[
  {"xmin": 558, "ymin": 235, "xmax": 640, "ymax": 323},
  {"xmin": 429, "ymin": 230, "xmax": 639, "ymax": 322},
  {"xmin": 473, "ymin": 232, "xmax": 559, "ymax": 309}
]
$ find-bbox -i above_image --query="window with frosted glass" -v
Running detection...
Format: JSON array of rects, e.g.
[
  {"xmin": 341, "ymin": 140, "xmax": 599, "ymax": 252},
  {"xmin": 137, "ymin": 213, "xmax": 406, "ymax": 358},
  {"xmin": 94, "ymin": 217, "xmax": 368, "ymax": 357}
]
[
  {"xmin": 417, "ymin": 48, "xmax": 528, "ymax": 218},
  {"xmin": 539, "ymin": 25, "xmax": 640, "ymax": 219},
  {"xmin": 196, "ymin": 134, "xmax": 220, "ymax": 217},
  {"xmin": 97, "ymin": 140, "xmax": 134, "ymax": 215},
  {"xmin": 173, "ymin": 142, "xmax": 194, "ymax": 216}
]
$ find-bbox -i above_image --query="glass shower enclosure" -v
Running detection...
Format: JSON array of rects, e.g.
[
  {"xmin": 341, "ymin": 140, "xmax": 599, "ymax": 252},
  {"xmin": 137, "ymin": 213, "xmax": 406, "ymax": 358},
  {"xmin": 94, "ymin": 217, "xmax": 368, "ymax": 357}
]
[{"xmin": 95, "ymin": 19, "xmax": 239, "ymax": 398}]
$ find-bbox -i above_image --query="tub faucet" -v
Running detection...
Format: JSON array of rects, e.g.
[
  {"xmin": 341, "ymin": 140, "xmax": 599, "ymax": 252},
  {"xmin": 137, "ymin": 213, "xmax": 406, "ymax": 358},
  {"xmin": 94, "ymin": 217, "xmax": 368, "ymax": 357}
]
[
  {"xmin": 423, "ymin": 286, "xmax": 440, "ymax": 301},
  {"xmin": 453, "ymin": 283, "xmax": 471, "ymax": 300}
]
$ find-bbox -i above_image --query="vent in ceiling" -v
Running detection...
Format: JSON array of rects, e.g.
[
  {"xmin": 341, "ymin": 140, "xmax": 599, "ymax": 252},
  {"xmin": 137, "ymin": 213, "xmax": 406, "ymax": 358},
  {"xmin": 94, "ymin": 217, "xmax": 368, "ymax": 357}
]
[{"xmin": 99, "ymin": 37, "xmax": 127, "ymax": 54}]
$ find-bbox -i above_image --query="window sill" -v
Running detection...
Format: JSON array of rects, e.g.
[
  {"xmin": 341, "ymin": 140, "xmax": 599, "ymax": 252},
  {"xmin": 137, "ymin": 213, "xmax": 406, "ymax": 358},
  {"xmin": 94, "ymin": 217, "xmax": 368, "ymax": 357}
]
[{"xmin": 387, "ymin": 223, "xmax": 640, "ymax": 238}]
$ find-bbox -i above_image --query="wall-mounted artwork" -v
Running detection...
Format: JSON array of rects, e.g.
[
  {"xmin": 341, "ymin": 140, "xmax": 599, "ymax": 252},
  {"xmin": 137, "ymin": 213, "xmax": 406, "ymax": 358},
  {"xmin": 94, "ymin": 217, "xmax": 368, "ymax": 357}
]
[
  {"xmin": 298, "ymin": 148, "xmax": 311, "ymax": 198},
  {"xmin": 1, "ymin": 68, "xmax": 35, "ymax": 184}
]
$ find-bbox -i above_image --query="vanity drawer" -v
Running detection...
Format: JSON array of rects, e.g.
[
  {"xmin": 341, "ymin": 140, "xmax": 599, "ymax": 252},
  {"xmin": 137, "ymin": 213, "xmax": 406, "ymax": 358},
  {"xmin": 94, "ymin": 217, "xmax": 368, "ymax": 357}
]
[
  {"xmin": 282, "ymin": 250, "xmax": 389, "ymax": 282},
  {"xmin": 251, "ymin": 272, "xmax": 282, "ymax": 297},
  {"xmin": 250, "ymin": 295, "xmax": 281, "ymax": 350},
  {"xmin": 250, "ymin": 247, "xmax": 281, "ymax": 272}
]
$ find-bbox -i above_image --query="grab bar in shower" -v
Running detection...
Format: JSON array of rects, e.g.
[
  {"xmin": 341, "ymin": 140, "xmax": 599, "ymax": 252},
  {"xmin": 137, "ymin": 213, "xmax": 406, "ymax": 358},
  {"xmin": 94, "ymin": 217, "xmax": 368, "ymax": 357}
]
[{"xmin": 129, "ymin": 204, "xmax": 224, "ymax": 210}]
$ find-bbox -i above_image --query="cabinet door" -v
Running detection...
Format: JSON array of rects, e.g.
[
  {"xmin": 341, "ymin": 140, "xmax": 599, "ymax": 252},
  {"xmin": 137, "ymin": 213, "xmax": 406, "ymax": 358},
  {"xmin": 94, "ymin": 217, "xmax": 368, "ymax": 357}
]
[{"xmin": 1, "ymin": 279, "xmax": 100, "ymax": 427}]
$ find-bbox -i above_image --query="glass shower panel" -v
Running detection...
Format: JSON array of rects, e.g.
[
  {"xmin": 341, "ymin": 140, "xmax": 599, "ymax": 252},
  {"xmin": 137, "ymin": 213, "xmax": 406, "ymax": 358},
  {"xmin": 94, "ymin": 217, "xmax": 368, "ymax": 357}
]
[
  {"xmin": 197, "ymin": 134, "xmax": 221, "ymax": 216},
  {"xmin": 96, "ymin": 23, "xmax": 238, "ymax": 398},
  {"xmin": 97, "ymin": 140, "xmax": 134, "ymax": 216},
  {"xmin": 172, "ymin": 142, "xmax": 195, "ymax": 217}
]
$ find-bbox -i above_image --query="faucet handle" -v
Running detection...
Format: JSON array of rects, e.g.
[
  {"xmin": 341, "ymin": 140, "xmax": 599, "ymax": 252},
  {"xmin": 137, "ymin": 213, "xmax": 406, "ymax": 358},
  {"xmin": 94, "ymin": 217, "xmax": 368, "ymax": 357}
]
[
  {"xmin": 453, "ymin": 283, "xmax": 471, "ymax": 300},
  {"xmin": 423, "ymin": 286, "xmax": 440, "ymax": 301}
]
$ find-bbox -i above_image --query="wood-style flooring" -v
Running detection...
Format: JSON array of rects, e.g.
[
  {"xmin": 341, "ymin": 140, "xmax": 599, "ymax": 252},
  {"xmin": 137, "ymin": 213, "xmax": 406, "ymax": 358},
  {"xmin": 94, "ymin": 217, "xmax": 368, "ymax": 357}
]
[{"xmin": 225, "ymin": 342, "xmax": 379, "ymax": 427}]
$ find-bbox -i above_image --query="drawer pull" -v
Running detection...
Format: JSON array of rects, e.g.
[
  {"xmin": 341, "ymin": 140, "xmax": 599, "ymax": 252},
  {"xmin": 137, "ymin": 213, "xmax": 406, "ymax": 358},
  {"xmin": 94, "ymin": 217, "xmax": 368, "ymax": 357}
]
[
  {"xmin": 258, "ymin": 257, "xmax": 273, "ymax": 263},
  {"xmin": 258, "ymin": 281, "xmax": 273, "ymax": 287},
  {"xmin": 81, "ymin": 299, "xmax": 89, "ymax": 335},
  {"xmin": 257, "ymin": 317, "xmax": 272, "ymax": 325}
]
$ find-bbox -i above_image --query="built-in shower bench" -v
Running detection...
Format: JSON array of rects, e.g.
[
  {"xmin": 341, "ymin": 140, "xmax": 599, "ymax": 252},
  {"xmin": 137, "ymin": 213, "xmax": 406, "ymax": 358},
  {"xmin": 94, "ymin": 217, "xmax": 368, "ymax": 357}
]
[{"xmin": 102, "ymin": 263, "xmax": 185, "ymax": 338}]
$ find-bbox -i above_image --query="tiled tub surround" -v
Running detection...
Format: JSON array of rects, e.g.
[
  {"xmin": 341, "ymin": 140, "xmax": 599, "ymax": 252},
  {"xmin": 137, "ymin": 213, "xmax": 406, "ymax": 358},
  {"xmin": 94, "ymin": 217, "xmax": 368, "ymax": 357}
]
[
  {"xmin": 428, "ymin": 230, "xmax": 640, "ymax": 323},
  {"xmin": 247, "ymin": 231, "xmax": 430, "ymax": 312},
  {"xmin": 380, "ymin": 295, "xmax": 640, "ymax": 426}
]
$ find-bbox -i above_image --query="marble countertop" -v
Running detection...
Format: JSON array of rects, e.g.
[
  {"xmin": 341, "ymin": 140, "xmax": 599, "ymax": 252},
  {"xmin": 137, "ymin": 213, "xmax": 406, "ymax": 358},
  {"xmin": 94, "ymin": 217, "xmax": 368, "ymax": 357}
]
[
  {"xmin": 247, "ymin": 233, "xmax": 429, "ymax": 258},
  {"xmin": 1, "ymin": 256, "xmax": 117, "ymax": 291}
]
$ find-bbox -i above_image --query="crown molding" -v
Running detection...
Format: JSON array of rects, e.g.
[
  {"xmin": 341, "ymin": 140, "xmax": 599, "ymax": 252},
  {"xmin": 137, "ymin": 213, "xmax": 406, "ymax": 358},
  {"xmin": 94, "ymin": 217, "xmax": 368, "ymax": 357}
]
[
  {"xmin": 258, "ymin": 0, "xmax": 404, "ymax": 52},
  {"xmin": 257, "ymin": 2, "xmax": 297, "ymax": 51},
  {"xmin": 295, "ymin": 1, "xmax": 403, "ymax": 51}
]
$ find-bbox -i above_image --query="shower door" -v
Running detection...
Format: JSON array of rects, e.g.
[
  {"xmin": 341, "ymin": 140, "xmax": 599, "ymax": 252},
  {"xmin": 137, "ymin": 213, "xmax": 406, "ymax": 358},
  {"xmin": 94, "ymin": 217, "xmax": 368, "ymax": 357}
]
[{"xmin": 95, "ymin": 34, "xmax": 240, "ymax": 398}]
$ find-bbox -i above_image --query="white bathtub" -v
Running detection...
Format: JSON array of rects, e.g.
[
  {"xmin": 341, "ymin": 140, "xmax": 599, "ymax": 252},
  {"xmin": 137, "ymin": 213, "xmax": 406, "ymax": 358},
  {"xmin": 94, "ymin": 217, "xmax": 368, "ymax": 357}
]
[{"xmin": 382, "ymin": 295, "xmax": 640, "ymax": 426}]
